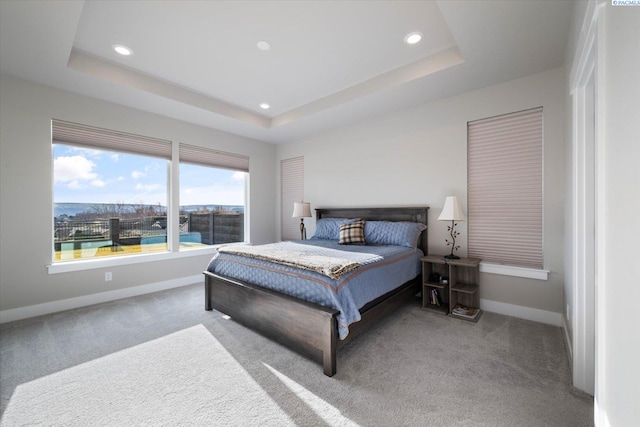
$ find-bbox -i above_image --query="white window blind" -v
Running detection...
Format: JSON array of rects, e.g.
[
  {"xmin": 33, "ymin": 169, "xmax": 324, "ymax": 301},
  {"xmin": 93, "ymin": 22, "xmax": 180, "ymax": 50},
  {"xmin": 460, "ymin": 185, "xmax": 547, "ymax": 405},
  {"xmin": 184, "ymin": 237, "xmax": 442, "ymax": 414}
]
[
  {"xmin": 467, "ymin": 107, "xmax": 543, "ymax": 269},
  {"xmin": 179, "ymin": 143, "xmax": 249, "ymax": 172},
  {"xmin": 52, "ymin": 119, "xmax": 171, "ymax": 159},
  {"xmin": 281, "ymin": 157, "xmax": 304, "ymax": 241}
]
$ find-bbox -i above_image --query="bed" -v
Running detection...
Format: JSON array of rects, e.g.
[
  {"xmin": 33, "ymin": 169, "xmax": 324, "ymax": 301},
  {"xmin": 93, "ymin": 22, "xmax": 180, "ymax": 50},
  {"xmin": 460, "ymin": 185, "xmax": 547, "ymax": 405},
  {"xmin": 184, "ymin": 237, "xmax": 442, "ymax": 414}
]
[{"xmin": 204, "ymin": 206, "xmax": 429, "ymax": 376}]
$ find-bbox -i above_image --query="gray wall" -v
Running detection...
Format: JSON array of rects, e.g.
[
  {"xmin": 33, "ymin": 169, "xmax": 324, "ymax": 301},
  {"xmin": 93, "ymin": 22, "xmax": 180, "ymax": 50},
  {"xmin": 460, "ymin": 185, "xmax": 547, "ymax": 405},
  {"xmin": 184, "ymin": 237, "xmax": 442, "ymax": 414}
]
[
  {"xmin": 0, "ymin": 68, "xmax": 567, "ymax": 322},
  {"xmin": 0, "ymin": 75, "xmax": 277, "ymax": 312},
  {"xmin": 277, "ymin": 67, "xmax": 566, "ymax": 319}
]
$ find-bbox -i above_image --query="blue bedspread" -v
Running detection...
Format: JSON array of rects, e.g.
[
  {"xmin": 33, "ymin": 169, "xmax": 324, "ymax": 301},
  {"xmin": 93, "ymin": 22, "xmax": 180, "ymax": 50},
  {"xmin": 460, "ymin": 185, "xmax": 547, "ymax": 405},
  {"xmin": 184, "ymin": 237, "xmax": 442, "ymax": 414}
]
[{"xmin": 206, "ymin": 240, "xmax": 423, "ymax": 339}]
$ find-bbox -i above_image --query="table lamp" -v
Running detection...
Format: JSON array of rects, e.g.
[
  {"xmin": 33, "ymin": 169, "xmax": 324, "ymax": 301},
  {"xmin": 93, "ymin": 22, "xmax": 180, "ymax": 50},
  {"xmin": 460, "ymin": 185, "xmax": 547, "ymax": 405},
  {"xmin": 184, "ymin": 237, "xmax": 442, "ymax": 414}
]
[
  {"xmin": 292, "ymin": 202, "xmax": 312, "ymax": 240},
  {"xmin": 438, "ymin": 196, "xmax": 466, "ymax": 259}
]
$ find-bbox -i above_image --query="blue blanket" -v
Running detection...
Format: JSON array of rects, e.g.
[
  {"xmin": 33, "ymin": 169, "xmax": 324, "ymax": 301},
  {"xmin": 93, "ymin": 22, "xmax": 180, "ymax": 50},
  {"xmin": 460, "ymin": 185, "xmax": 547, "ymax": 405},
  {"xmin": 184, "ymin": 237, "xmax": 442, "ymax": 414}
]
[{"xmin": 207, "ymin": 240, "xmax": 422, "ymax": 339}]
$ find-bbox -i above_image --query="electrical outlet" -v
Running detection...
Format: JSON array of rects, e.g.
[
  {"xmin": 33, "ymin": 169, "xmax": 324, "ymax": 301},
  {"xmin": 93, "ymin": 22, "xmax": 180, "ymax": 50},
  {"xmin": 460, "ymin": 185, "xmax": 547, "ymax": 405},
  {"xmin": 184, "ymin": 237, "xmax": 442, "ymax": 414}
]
[{"xmin": 105, "ymin": 272, "xmax": 112, "ymax": 281}]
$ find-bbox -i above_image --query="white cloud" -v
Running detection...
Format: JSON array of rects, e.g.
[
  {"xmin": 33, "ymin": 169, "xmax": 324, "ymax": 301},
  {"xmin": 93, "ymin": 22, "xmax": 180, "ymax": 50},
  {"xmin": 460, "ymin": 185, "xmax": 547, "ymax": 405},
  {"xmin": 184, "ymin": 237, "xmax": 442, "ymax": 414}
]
[
  {"xmin": 54, "ymin": 155, "xmax": 97, "ymax": 183},
  {"xmin": 111, "ymin": 154, "xmax": 119, "ymax": 162},
  {"xmin": 135, "ymin": 183, "xmax": 161, "ymax": 192},
  {"xmin": 131, "ymin": 170, "xmax": 146, "ymax": 179},
  {"xmin": 91, "ymin": 179, "xmax": 106, "ymax": 187},
  {"xmin": 180, "ymin": 183, "xmax": 245, "ymax": 206},
  {"xmin": 232, "ymin": 171, "xmax": 247, "ymax": 181},
  {"xmin": 117, "ymin": 176, "xmax": 125, "ymax": 181},
  {"xmin": 144, "ymin": 163, "xmax": 157, "ymax": 172},
  {"xmin": 67, "ymin": 146, "xmax": 103, "ymax": 158},
  {"xmin": 67, "ymin": 180, "xmax": 84, "ymax": 190}
]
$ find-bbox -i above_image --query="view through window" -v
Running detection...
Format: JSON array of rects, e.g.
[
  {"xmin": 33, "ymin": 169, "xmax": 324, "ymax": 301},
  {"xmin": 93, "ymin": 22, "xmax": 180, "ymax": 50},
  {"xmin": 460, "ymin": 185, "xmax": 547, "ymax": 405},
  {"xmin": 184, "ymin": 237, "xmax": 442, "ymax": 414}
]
[
  {"xmin": 53, "ymin": 141, "xmax": 247, "ymax": 262},
  {"xmin": 178, "ymin": 163, "xmax": 246, "ymax": 249},
  {"xmin": 54, "ymin": 144, "xmax": 168, "ymax": 260}
]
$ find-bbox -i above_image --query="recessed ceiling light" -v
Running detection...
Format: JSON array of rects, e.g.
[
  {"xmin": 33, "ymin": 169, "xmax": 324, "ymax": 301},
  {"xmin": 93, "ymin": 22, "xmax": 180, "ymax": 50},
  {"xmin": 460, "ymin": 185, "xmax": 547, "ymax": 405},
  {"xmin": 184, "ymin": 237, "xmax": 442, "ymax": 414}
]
[
  {"xmin": 404, "ymin": 32, "xmax": 423, "ymax": 45},
  {"xmin": 257, "ymin": 41, "xmax": 271, "ymax": 51},
  {"xmin": 112, "ymin": 44, "xmax": 133, "ymax": 56},
  {"xmin": 259, "ymin": 103, "xmax": 270, "ymax": 110}
]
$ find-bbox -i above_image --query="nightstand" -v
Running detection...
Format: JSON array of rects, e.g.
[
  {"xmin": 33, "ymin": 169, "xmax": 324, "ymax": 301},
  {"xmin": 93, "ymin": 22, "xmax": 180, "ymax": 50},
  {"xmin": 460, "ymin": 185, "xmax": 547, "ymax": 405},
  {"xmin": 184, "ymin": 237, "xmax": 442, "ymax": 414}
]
[{"xmin": 421, "ymin": 255, "xmax": 482, "ymax": 322}]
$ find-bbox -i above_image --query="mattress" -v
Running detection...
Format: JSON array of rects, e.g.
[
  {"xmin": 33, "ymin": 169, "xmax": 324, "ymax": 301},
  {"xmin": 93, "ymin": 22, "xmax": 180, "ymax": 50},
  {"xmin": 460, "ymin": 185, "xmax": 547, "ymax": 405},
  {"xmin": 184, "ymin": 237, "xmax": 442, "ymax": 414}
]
[{"xmin": 206, "ymin": 239, "xmax": 423, "ymax": 339}]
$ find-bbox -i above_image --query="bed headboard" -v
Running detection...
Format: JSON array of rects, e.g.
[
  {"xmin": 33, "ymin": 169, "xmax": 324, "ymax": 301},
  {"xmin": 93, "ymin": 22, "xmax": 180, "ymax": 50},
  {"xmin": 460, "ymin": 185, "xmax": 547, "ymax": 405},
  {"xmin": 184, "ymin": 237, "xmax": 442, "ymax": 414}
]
[{"xmin": 315, "ymin": 206, "xmax": 429, "ymax": 254}]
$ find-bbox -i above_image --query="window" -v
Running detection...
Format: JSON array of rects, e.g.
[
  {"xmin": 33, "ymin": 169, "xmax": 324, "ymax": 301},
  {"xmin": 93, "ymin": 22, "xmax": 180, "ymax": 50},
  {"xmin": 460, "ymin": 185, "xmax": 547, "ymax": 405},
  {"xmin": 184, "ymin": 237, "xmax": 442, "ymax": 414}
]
[
  {"xmin": 280, "ymin": 157, "xmax": 304, "ymax": 241},
  {"xmin": 53, "ymin": 144, "xmax": 168, "ymax": 260},
  {"xmin": 178, "ymin": 144, "xmax": 248, "ymax": 249},
  {"xmin": 52, "ymin": 120, "xmax": 248, "ymax": 263},
  {"xmin": 467, "ymin": 107, "xmax": 543, "ymax": 269}
]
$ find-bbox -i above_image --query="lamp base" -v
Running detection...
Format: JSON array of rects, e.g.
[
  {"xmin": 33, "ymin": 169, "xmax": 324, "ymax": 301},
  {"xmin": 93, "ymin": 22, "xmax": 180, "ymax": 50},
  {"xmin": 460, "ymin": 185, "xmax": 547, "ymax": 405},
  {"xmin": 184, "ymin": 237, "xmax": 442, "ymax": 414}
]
[
  {"xmin": 299, "ymin": 219, "xmax": 307, "ymax": 240},
  {"xmin": 444, "ymin": 254, "xmax": 460, "ymax": 260}
]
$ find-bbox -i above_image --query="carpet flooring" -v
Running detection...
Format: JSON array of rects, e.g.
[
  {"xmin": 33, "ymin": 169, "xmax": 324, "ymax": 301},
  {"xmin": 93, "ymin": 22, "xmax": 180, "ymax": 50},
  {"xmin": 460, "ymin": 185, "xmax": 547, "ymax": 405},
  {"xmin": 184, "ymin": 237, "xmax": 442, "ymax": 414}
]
[{"xmin": 0, "ymin": 283, "xmax": 593, "ymax": 426}]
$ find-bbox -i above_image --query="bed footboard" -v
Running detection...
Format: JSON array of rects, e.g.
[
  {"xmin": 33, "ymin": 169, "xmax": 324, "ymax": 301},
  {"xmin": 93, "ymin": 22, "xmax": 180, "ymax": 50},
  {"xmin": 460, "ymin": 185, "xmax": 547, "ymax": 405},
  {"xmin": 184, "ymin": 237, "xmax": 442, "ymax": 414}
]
[{"xmin": 204, "ymin": 271, "xmax": 340, "ymax": 376}]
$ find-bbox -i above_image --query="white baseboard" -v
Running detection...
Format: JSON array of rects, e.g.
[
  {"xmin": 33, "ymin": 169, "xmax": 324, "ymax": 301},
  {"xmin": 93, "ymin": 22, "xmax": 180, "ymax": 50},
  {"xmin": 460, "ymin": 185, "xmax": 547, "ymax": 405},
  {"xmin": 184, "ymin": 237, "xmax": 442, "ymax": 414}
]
[
  {"xmin": 562, "ymin": 314, "xmax": 573, "ymax": 362},
  {"xmin": 2, "ymin": 281, "xmax": 563, "ymax": 326},
  {"xmin": 480, "ymin": 298, "xmax": 562, "ymax": 327},
  {"xmin": 0, "ymin": 275, "xmax": 202, "ymax": 324}
]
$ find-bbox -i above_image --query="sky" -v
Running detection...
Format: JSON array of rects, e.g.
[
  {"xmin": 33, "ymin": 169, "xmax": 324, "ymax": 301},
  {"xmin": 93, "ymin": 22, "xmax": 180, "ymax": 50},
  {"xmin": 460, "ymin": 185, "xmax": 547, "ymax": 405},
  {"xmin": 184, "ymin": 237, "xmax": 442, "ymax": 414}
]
[{"xmin": 53, "ymin": 145, "xmax": 246, "ymax": 207}]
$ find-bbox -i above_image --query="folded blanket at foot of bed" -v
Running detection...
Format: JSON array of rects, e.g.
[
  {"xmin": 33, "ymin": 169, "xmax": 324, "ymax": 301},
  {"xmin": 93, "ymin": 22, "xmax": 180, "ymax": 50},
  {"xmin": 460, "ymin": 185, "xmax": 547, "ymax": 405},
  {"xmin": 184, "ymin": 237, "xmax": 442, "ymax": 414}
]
[{"xmin": 217, "ymin": 244, "xmax": 361, "ymax": 280}]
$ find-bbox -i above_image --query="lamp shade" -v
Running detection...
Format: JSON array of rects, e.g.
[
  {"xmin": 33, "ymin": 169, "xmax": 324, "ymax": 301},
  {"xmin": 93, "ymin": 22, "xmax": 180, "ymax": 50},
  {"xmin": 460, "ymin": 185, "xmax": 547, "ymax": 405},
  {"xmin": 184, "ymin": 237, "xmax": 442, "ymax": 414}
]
[
  {"xmin": 292, "ymin": 202, "xmax": 312, "ymax": 218},
  {"xmin": 437, "ymin": 196, "xmax": 466, "ymax": 221}
]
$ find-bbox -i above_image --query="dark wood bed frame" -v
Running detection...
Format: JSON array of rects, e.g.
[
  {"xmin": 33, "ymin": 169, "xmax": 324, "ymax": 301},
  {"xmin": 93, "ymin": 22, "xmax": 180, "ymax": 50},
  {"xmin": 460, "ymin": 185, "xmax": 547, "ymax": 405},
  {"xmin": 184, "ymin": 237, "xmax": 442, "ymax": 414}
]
[{"xmin": 204, "ymin": 206, "xmax": 429, "ymax": 376}]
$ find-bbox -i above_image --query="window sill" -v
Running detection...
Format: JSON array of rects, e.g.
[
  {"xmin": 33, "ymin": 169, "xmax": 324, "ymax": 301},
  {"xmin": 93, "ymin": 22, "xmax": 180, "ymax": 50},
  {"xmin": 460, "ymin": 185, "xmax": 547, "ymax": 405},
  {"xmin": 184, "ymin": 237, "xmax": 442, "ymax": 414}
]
[
  {"xmin": 479, "ymin": 262, "xmax": 549, "ymax": 281},
  {"xmin": 47, "ymin": 246, "xmax": 219, "ymax": 274}
]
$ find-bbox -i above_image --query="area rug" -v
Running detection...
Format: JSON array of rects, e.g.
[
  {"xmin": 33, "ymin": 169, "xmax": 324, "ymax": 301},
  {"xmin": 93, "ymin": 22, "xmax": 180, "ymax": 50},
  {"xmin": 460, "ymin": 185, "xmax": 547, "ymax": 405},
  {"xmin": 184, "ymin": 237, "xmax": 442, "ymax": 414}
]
[{"xmin": 1, "ymin": 324, "xmax": 294, "ymax": 426}]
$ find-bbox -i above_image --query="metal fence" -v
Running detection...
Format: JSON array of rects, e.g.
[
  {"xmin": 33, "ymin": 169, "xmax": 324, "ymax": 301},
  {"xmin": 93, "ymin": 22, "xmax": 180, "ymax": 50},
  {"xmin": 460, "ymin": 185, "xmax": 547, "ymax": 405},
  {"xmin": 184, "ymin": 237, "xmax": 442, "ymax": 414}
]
[
  {"xmin": 54, "ymin": 217, "xmax": 166, "ymax": 242},
  {"xmin": 54, "ymin": 213, "xmax": 243, "ymax": 246}
]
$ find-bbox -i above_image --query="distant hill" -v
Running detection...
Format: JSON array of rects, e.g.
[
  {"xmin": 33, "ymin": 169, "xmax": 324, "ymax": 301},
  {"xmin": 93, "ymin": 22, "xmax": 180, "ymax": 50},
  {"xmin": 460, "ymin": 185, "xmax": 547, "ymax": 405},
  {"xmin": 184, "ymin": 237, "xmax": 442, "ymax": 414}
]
[
  {"xmin": 54, "ymin": 203, "xmax": 136, "ymax": 218},
  {"xmin": 180, "ymin": 205, "xmax": 244, "ymax": 213},
  {"xmin": 54, "ymin": 203, "xmax": 244, "ymax": 218}
]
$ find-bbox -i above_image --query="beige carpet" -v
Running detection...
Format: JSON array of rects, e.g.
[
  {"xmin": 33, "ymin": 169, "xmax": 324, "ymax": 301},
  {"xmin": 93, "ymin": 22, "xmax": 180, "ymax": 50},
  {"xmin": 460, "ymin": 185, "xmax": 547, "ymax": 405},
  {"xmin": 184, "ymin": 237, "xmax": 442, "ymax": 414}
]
[
  {"xmin": 0, "ymin": 284, "xmax": 593, "ymax": 426},
  {"xmin": 1, "ymin": 324, "xmax": 294, "ymax": 426}
]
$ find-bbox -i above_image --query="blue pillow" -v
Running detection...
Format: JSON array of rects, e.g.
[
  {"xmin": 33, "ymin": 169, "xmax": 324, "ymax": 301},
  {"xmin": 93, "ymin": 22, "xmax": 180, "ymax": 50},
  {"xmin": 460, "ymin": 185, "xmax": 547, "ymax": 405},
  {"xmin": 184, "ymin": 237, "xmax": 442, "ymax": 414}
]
[
  {"xmin": 311, "ymin": 218, "xmax": 360, "ymax": 240},
  {"xmin": 364, "ymin": 221, "xmax": 427, "ymax": 248}
]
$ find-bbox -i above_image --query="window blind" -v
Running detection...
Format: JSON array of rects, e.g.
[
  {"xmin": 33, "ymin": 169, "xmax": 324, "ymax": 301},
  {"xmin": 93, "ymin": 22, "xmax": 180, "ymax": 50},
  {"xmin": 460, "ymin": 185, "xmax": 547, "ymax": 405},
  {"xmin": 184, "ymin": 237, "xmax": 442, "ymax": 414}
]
[
  {"xmin": 281, "ymin": 157, "xmax": 304, "ymax": 241},
  {"xmin": 179, "ymin": 143, "xmax": 249, "ymax": 172},
  {"xmin": 467, "ymin": 107, "xmax": 543, "ymax": 269},
  {"xmin": 52, "ymin": 119, "xmax": 171, "ymax": 159}
]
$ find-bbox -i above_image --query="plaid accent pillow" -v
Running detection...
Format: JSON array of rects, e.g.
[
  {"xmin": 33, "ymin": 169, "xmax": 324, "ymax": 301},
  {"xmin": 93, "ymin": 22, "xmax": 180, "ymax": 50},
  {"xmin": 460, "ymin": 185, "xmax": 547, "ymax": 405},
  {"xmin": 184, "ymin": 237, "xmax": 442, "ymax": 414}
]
[{"xmin": 339, "ymin": 220, "xmax": 366, "ymax": 245}]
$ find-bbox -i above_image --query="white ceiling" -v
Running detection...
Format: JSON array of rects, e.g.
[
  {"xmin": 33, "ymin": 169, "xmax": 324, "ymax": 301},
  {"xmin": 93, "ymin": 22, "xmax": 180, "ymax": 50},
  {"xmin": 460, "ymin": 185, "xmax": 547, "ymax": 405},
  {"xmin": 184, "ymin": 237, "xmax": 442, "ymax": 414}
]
[{"xmin": 0, "ymin": 0, "xmax": 573, "ymax": 144}]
